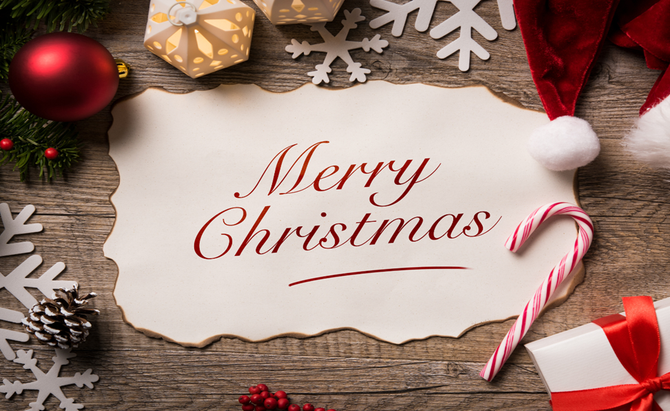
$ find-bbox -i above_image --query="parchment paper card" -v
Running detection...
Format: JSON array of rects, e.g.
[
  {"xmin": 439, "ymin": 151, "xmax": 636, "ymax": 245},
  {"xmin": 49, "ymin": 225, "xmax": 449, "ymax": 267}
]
[{"xmin": 106, "ymin": 82, "xmax": 579, "ymax": 346}]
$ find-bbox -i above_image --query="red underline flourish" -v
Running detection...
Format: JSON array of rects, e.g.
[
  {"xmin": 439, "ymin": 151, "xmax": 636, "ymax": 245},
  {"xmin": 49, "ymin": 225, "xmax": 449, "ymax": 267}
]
[{"xmin": 288, "ymin": 266, "xmax": 469, "ymax": 287}]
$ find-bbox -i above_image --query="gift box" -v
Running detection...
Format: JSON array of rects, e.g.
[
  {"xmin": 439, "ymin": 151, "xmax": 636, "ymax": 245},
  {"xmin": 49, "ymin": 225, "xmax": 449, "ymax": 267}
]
[{"xmin": 525, "ymin": 296, "xmax": 670, "ymax": 410}]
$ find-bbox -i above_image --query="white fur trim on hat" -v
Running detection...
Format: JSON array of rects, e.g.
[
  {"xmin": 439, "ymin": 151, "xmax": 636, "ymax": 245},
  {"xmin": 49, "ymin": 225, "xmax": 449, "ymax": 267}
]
[
  {"xmin": 527, "ymin": 116, "xmax": 601, "ymax": 171},
  {"xmin": 623, "ymin": 97, "xmax": 670, "ymax": 168}
]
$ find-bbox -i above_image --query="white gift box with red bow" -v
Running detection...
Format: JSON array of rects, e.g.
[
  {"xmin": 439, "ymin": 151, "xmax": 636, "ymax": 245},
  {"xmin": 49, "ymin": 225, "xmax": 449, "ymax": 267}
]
[{"xmin": 525, "ymin": 298, "xmax": 670, "ymax": 408}]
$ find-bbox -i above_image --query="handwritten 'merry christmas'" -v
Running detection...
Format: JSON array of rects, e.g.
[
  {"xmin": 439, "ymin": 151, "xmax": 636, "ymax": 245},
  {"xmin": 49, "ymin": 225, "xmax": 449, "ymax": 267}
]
[{"xmin": 194, "ymin": 141, "xmax": 500, "ymax": 282}]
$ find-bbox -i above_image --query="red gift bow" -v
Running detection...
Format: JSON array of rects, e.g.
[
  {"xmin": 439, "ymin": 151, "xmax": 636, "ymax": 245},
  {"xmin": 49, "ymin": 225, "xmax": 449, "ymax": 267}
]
[{"xmin": 551, "ymin": 296, "xmax": 670, "ymax": 411}]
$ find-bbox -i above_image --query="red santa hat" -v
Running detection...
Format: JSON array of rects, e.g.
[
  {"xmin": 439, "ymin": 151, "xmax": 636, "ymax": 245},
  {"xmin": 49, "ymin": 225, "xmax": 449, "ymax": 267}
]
[
  {"xmin": 616, "ymin": 0, "xmax": 670, "ymax": 168},
  {"xmin": 514, "ymin": 0, "xmax": 670, "ymax": 171}
]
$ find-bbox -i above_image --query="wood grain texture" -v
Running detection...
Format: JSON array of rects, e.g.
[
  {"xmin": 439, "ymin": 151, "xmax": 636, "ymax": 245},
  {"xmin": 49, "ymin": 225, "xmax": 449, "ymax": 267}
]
[{"xmin": 1, "ymin": 0, "xmax": 667, "ymax": 409}]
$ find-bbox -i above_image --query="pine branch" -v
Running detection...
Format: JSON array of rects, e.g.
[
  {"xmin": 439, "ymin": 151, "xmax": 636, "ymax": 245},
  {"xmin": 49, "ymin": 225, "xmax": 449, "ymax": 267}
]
[
  {"xmin": 0, "ymin": 93, "xmax": 80, "ymax": 181},
  {"xmin": 0, "ymin": 0, "xmax": 109, "ymax": 32},
  {"xmin": 0, "ymin": 10, "xmax": 32, "ymax": 82}
]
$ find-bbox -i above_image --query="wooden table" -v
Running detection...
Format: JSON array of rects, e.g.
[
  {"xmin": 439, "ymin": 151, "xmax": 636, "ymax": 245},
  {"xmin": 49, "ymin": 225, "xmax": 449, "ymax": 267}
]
[{"xmin": 1, "ymin": 0, "xmax": 666, "ymax": 409}]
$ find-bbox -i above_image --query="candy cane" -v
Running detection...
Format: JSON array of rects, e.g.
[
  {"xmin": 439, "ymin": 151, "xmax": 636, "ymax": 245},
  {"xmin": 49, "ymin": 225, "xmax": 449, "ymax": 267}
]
[{"xmin": 480, "ymin": 202, "xmax": 594, "ymax": 382}]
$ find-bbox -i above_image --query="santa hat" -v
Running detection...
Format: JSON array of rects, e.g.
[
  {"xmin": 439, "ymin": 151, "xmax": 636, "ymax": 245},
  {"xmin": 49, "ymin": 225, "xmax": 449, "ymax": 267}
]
[
  {"xmin": 615, "ymin": 0, "xmax": 670, "ymax": 168},
  {"xmin": 514, "ymin": 0, "xmax": 670, "ymax": 171}
]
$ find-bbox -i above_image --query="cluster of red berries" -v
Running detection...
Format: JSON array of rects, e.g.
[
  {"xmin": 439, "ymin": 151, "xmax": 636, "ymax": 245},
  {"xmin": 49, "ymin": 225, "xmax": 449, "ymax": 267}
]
[
  {"xmin": 238, "ymin": 384, "xmax": 336, "ymax": 411},
  {"xmin": 0, "ymin": 138, "xmax": 59, "ymax": 160}
]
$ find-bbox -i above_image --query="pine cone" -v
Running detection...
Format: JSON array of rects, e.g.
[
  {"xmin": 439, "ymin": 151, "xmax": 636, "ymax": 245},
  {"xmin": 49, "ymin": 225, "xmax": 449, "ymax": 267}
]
[{"xmin": 22, "ymin": 284, "xmax": 99, "ymax": 349}]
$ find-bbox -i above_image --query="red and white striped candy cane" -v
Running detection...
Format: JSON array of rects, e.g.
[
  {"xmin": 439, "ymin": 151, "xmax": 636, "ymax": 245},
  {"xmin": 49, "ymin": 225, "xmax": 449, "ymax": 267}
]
[{"xmin": 480, "ymin": 202, "xmax": 594, "ymax": 382}]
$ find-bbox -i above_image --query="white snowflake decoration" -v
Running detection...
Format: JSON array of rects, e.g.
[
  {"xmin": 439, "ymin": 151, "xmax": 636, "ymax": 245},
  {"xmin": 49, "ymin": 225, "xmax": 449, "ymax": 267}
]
[
  {"xmin": 0, "ymin": 204, "xmax": 97, "ymax": 410},
  {"xmin": 0, "ymin": 204, "xmax": 77, "ymax": 361},
  {"xmin": 0, "ymin": 349, "xmax": 98, "ymax": 411},
  {"xmin": 286, "ymin": 8, "xmax": 389, "ymax": 84},
  {"xmin": 369, "ymin": 0, "xmax": 516, "ymax": 71}
]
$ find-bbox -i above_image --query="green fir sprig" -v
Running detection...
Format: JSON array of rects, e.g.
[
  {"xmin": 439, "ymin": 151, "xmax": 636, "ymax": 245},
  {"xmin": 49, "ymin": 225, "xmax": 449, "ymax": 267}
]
[
  {"xmin": 0, "ymin": 0, "xmax": 109, "ymax": 32},
  {"xmin": 0, "ymin": 93, "xmax": 79, "ymax": 181},
  {"xmin": 0, "ymin": 10, "xmax": 32, "ymax": 82}
]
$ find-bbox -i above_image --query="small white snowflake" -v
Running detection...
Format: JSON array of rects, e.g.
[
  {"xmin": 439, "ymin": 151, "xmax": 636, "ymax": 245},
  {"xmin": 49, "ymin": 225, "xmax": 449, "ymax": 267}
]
[
  {"xmin": 286, "ymin": 8, "xmax": 389, "ymax": 84},
  {"xmin": 0, "ymin": 349, "xmax": 98, "ymax": 411}
]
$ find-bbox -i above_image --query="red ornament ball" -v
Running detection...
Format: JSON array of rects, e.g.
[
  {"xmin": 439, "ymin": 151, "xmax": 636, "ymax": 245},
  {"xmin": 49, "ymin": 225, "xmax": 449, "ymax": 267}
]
[
  {"xmin": 9, "ymin": 32, "xmax": 119, "ymax": 122},
  {"xmin": 44, "ymin": 148, "xmax": 59, "ymax": 160},
  {"xmin": 0, "ymin": 138, "xmax": 13, "ymax": 151}
]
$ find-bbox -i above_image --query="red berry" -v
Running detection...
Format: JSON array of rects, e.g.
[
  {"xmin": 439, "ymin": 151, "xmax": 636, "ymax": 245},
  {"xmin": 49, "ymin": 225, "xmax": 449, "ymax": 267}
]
[
  {"xmin": 257, "ymin": 384, "xmax": 269, "ymax": 392},
  {"xmin": 256, "ymin": 407, "xmax": 266, "ymax": 411},
  {"xmin": 261, "ymin": 391, "xmax": 272, "ymax": 400},
  {"xmin": 303, "ymin": 405, "xmax": 315, "ymax": 411},
  {"xmin": 0, "ymin": 138, "xmax": 13, "ymax": 151},
  {"xmin": 250, "ymin": 386, "xmax": 262, "ymax": 395},
  {"xmin": 327, "ymin": 409, "xmax": 336, "ymax": 411},
  {"xmin": 287, "ymin": 405, "xmax": 300, "ymax": 411},
  {"xmin": 277, "ymin": 398, "xmax": 290, "ymax": 409},
  {"xmin": 44, "ymin": 147, "xmax": 58, "ymax": 160},
  {"xmin": 251, "ymin": 394, "xmax": 264, "ymax": 405},
  {"xmin": 275, "ymin": 391, "xmax": 287, "ymax": 399},
  {"xmin": 239, "ymin": 395, "xmax": 251, "ymax": 404},
  {"xmin": 315, "ymin": 408, "xmax": 325, "ymax": 411},
  {"xmin": 264, "ymin": 397, "xmax": 278, "ymax": 409},
  {"xmin": 243, "ymin": 405, "xmax": 255, "ymax": 411}
]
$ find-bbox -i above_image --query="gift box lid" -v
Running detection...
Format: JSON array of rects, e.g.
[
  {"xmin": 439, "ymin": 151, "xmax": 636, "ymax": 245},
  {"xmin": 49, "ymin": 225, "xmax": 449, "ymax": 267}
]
[{"xmin": 525, "ymin": 297, "xmax": 670, "ymax": 407}]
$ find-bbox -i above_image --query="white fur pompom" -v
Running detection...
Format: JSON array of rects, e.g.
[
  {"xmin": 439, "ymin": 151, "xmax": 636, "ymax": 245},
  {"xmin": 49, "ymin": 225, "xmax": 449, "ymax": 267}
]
[
  {"xmin": 623, "ymin": 98, "xmax": 670, "ymax": 168},
  {"xmin": 527, "ymin": 116, "xmax": 600, "ymax": 171}
]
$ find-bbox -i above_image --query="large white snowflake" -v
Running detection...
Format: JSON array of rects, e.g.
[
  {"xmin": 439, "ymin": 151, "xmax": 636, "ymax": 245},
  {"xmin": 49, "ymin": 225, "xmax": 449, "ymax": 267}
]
[
  {"xmin": 0, "ymin": 349, "xmax": 98, "ymax": 411},
  {"xmin": 0, "ymin": 204, "xmax": 97, "ymax": 411},
  {"xmin": 0, "ymin": 204, "xmax": 76, "ymax": 361},
  {"xmin": 286, "ymin": 8, "xmax": 389, "ymax": 84},
  {"xmin": 369, "ymin": 0, "xmax": 516, "ymax": 71}
]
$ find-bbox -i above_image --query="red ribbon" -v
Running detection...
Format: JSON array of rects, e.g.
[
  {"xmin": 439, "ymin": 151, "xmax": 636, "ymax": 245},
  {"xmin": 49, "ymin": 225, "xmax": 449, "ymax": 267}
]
[{"xmin": 551, "ymin": 296, "xmax": 670, "ymax": 411}]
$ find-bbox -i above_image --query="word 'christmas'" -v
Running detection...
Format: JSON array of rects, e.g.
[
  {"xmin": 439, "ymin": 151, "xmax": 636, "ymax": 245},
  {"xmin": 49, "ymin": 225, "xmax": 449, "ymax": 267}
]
[{"xmin": 194, "ymin": 206, "xmax": 500, "ymax": 259}]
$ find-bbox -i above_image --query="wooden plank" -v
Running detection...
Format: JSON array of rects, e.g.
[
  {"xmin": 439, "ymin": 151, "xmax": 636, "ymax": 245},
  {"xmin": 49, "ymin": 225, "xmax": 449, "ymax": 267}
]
[{"xmin": 1, "ymin": 0, "xmax": 667, "ymax": 408}]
